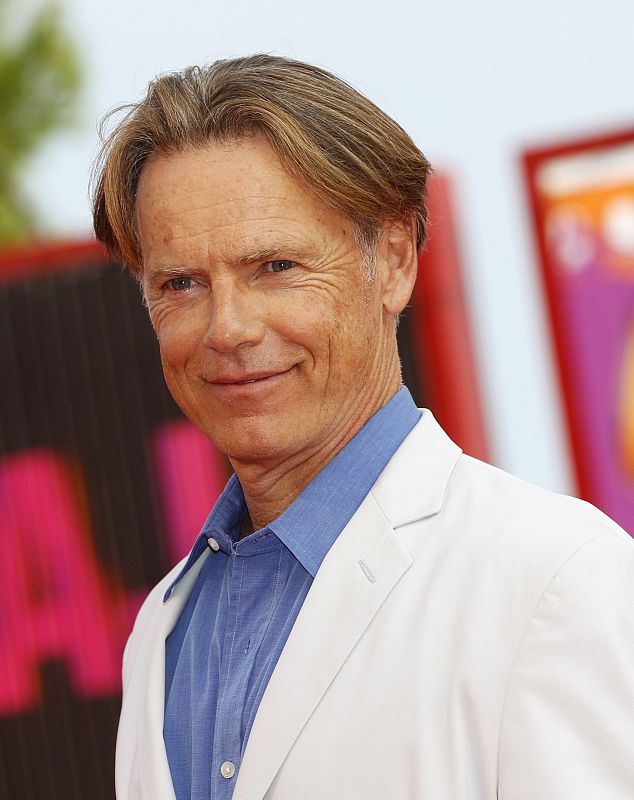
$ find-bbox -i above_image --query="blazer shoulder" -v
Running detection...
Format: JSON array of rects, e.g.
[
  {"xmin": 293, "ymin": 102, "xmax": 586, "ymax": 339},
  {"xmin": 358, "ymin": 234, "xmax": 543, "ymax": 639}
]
[
  {"xmin": 374, "ymin": 409, "xmax": 630, "ymax": 571},
  {"xmin": 446, "ymin": 452, "xmax": 631, "ymax": 561},
  {"xmin": 392, "ymin": 449, "xmax": 633, "ymax": 649}
]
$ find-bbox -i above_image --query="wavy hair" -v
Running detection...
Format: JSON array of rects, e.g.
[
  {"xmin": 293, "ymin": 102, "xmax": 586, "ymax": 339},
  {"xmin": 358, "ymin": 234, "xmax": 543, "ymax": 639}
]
[{"xmin": 91, "ymin": 54, "xmax": 432, "ymax": 274}]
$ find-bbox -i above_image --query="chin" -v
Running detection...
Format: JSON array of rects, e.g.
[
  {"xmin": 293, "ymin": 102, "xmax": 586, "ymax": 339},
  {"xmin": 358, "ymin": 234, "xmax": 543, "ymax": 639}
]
[{"xmin": 207, "ymin": 422, "xmax": 299, "ymax": 465}]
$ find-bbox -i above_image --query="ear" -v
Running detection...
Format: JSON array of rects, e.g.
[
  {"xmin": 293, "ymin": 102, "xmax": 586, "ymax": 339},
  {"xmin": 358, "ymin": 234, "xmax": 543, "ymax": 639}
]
[{"xmin": 375, "ymin": 216, "xmax": 418, "ymax": 316}]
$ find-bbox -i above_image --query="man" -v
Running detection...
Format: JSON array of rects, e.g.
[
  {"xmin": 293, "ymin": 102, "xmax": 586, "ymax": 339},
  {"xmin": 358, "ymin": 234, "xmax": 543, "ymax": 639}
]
[{"xmin": 92, "ymin": 55, "xmax": 634, "ymax": 800}]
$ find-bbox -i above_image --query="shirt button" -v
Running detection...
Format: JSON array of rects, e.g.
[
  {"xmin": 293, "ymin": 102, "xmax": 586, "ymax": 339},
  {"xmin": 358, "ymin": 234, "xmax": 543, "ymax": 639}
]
[
  {"xmin": 220, "ymin": 760, "xmax": 236, "ymax": 779},
  {"xmin": 207, "ymin": 537, "xmax": 220, "ymax": 552}
]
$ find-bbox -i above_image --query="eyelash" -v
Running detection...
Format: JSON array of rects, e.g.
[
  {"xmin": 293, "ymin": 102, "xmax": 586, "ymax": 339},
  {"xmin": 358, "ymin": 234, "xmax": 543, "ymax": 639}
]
[
  {"xmin": 166, "ymin": 277, "xmax": 195, "ymax": 292},
  {"xmin": 265, "ymin": 260, "xmax": 295, "ymax": 273}
]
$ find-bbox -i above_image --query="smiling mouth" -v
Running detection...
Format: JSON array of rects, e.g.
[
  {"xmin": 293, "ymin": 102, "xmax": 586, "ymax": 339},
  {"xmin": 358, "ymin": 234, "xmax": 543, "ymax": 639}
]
[{"xmin": 208, "ymin": 368, "xmax": 293, "ymax": 386}]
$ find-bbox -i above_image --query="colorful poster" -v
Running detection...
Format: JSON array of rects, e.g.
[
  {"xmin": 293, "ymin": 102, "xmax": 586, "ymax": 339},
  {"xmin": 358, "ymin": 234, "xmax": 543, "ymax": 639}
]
[{"xmin": 525, "ymin": 133, "xmax": 634, "ymax": 534}]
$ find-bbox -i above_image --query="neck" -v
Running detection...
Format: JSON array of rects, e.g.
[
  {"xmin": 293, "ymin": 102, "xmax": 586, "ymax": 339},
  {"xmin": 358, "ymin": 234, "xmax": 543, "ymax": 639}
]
[{"xmin": 230, "ymin": 364, "xmax": 402, "ymax": 535}]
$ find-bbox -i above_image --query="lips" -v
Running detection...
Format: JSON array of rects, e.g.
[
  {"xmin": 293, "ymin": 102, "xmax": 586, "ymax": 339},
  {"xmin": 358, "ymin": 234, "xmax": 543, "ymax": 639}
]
[{"xmin": 208, "ymin": 368, "xmax": 292, "ymax": 385}]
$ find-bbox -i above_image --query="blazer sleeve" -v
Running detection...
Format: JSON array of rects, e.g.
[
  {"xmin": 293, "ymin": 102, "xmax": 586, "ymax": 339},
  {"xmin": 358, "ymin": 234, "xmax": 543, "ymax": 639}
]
[{"xmin": 498, "ymin": 534, "xmax": 634, "ymax": 799}]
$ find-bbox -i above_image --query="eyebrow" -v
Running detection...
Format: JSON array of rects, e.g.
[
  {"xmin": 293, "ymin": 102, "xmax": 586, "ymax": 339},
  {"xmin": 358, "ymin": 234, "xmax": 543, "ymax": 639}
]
[
  {"xmin": 238, "ymin": 242, "xmax": 314, "ymax": 264},
  {"xmin": 145, "ymin": 242, "xmax": 315, "ymax": 282},
  {"xmin": 144, "ymin": 264, "xmax": 193, "ymax": 287}
]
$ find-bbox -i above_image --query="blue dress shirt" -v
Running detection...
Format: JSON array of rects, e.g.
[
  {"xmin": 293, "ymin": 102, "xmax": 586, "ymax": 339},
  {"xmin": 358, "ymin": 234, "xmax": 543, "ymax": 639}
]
[{"xmin": 163, "ymin": 387, "xmax": 420, "ymax": 800}]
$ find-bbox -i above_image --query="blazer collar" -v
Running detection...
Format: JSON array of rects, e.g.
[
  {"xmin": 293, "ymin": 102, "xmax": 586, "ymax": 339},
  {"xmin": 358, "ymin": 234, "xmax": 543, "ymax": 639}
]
[{"xmin": 371, "ymin": 407, "xmax": 462, "ymax": 529}]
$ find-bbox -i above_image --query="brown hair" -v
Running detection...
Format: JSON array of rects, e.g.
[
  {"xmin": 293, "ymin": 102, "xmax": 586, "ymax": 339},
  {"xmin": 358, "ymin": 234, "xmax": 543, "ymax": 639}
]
[{"xmin": 92, "ymin": 54, "xmax": 432, "ymax": 274}]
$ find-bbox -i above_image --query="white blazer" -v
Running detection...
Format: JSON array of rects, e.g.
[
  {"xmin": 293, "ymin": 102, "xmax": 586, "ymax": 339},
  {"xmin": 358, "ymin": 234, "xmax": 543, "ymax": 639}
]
[{"xmin": 116, "ymin": 410, "xmax": 634, "ymax": 799}]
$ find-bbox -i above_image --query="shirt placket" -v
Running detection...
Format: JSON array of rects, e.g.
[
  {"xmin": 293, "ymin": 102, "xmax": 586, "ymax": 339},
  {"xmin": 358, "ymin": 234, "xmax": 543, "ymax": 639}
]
[{"xmin": 211, "ymin": 547, "xmax": 245, "ymax": 799}]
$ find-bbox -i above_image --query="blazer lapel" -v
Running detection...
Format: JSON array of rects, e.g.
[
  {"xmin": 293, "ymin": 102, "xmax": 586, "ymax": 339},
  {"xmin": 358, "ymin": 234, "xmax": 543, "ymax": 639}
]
[
  {"xmin": 133, "ymin": 551, "xmax": 210, "ymax": 800},
  {"xmin": 233, "ymin": 409, "xmax": 462, "ymax": 800},
  {"xmin": 233, "ymin": 491, "xmax": 413, "ymax": 800}
]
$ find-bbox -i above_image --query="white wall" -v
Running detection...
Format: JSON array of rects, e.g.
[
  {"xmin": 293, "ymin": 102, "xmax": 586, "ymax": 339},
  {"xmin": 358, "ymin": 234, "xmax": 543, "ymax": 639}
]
[{"xmin": 19, "ymin": 0, "xmax": 634, "ymax": 497}]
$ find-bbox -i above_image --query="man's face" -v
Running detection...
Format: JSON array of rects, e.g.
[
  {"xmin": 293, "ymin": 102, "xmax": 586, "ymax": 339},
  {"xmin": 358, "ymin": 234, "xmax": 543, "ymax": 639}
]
[{"xmin": 136, "ymin": 137, "xmax": 404, "ymax": 467}]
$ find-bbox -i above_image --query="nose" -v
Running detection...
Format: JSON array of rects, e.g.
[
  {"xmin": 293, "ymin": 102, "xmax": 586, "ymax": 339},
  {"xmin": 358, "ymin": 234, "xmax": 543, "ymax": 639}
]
[{"xmin": 202, "ymin": 281, "xmax": 265, "ymax": 353}]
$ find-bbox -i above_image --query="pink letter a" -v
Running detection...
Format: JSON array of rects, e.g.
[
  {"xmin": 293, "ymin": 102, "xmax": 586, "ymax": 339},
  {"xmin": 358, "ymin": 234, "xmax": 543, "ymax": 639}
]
[{"xmin": 0, "ymin": 451, "xmax": 144, "ymax": 713}]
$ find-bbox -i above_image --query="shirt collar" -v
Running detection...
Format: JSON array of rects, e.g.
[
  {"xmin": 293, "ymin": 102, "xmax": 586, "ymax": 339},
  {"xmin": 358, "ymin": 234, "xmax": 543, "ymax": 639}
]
[
  {"xmin": 164, "ymin": 387, "xmax": 420, "ymax": 601},
  {"xmin": 269, "ymin": 386, "xmax": 420, "ymax": 576},
  {"xmin": 162, "ymin": 474, "xmax": 245, "ymax": 601}
]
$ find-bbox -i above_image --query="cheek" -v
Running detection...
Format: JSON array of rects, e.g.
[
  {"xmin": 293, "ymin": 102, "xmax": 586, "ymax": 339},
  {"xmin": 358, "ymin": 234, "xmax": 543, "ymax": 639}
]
[
  {"xmin": 152, "ymin": 307, "xmax": 206, "ymax": 368},
  {"xmin": 329, "ymin": 297, "xmax": 383, "ymax": 375},
  {"xmin": 302, "ymin": 302, "xmax": 374, "ymax": 375},
  {"xmin": 156, "ymin": 327, "xmax": 203, "ymax": 417},
  {"xmin": 272, "ymin": 301, "xmax": 332, "ymax": 357}
]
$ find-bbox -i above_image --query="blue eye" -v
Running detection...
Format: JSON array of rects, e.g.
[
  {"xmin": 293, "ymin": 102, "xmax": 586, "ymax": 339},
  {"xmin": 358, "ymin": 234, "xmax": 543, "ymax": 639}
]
[
  {"xmin": 267, "ymin": 260, "xmax": 295, "ymax": 273},
  {"xmin": 168, "ymin": 277, "xmax": 194, "ymax": 291}
]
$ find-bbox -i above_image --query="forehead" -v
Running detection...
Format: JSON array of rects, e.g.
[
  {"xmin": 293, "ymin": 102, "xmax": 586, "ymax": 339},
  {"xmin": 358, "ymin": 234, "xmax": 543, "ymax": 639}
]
[{"xmin": 135, "ymin": 138, "xmax": 352, "ymax": 265}]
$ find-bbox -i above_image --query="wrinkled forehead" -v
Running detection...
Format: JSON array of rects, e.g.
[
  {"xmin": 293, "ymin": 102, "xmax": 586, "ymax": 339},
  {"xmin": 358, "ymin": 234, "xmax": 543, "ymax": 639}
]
[{"xmin": 134, "ymin": 138, "xmax": 361, "ymax": 273}]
